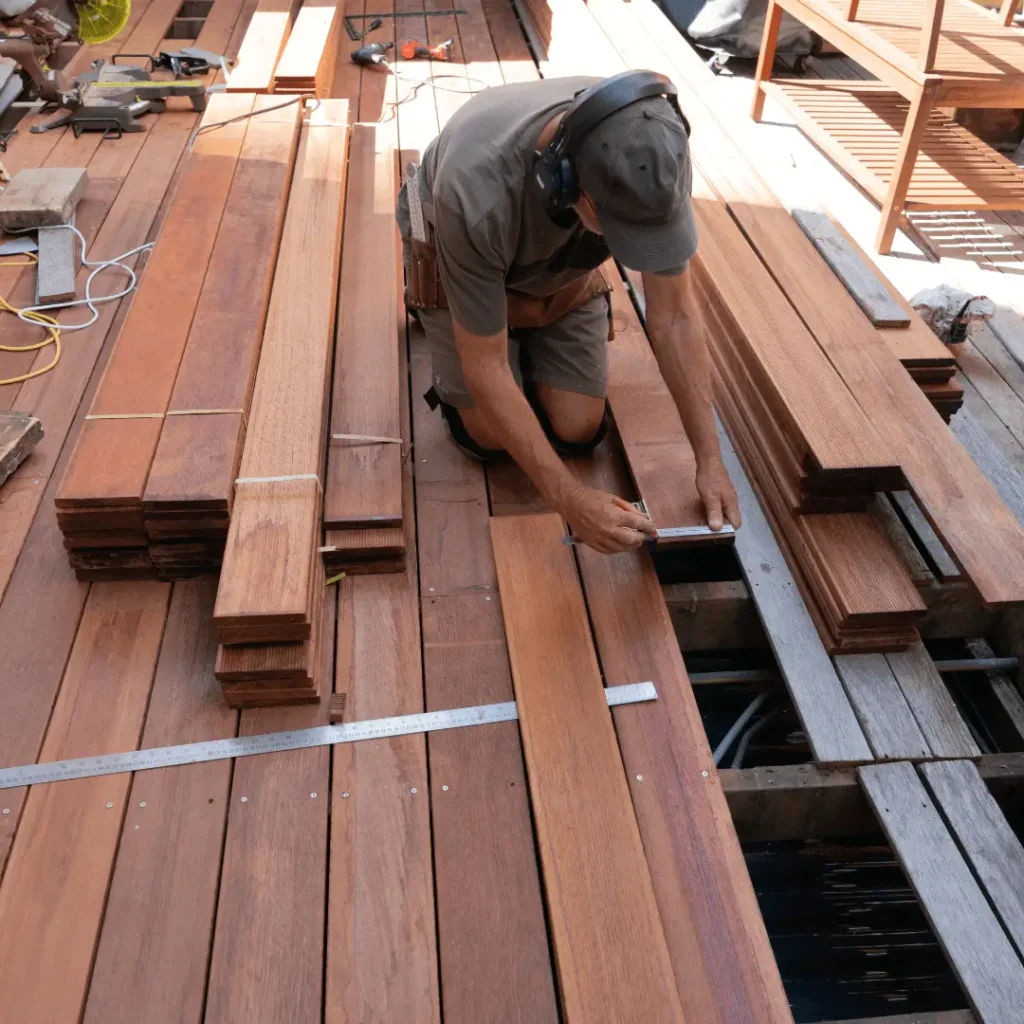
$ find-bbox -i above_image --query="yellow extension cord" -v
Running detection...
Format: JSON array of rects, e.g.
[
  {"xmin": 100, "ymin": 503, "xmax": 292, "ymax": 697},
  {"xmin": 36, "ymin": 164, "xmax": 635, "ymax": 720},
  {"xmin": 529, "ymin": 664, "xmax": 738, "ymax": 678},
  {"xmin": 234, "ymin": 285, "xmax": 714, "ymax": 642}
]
[{"xmin": 0, "ymin": 254, "xmax": 64, "ymax": 388}]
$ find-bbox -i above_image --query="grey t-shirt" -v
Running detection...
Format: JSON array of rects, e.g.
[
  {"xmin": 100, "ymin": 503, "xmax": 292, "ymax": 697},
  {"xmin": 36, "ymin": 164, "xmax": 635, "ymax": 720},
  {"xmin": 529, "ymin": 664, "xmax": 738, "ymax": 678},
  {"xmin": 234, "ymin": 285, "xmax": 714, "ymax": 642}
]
[{"xmin": 415, "ymin": 77, "xmax": 680, "ymax": 337}]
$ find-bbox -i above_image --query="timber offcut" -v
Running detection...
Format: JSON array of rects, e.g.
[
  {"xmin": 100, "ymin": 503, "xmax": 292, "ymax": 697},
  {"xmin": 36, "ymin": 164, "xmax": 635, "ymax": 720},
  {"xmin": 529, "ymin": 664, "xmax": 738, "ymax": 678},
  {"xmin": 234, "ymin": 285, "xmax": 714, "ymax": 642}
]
[{"xmin": 3, "ymin": 0, "xmax": 1024, "ymax": 1020}]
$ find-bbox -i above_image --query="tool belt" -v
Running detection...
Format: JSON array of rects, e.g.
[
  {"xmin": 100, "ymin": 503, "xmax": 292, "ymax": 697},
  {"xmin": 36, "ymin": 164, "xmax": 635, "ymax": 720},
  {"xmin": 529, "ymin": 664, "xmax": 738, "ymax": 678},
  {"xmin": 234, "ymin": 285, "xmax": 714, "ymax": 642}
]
[{"xmin": 406, "ymin": 234, "xmax": 613, "ymax": 333}]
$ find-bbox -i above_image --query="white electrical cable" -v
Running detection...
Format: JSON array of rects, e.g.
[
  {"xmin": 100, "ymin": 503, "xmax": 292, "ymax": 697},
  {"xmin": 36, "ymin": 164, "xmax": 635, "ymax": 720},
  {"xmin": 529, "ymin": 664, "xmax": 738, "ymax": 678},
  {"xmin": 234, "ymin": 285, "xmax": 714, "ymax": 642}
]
[{"xmin": 13, "ymin": 223, "xmax": 154, "ymax": 332}]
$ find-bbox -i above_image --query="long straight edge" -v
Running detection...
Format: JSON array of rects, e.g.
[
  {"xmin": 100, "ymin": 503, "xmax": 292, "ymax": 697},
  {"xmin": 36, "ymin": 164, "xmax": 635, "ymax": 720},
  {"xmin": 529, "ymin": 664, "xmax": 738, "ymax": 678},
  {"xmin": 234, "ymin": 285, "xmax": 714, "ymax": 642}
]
[{"xmin": 0, "ymin": 682, "xmax": 658, "ymax": 790}]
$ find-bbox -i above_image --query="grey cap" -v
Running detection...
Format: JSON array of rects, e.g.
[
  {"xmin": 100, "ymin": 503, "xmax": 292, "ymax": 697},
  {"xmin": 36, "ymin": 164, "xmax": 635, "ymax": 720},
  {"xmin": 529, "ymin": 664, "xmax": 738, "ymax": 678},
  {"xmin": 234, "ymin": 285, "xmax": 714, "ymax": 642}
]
[{"xmin": 575, "ymin": 96, "xmax": 697, "ymax": 273}]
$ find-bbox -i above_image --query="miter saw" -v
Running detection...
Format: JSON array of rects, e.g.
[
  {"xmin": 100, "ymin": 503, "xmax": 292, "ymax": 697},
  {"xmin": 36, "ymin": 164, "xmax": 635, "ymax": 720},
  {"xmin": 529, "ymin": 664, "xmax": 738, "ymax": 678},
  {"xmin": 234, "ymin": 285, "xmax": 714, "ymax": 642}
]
[{"xmin": 0, "ymin": 0, "xmax": 228, "ymax": 140}]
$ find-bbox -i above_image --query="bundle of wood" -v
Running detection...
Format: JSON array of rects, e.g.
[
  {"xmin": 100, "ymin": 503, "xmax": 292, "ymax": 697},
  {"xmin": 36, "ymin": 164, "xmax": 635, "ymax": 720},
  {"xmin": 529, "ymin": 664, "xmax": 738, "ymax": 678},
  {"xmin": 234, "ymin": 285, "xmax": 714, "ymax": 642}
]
[
  {"xmin": 321, "ymin": 125, "xmax": 407, "ymax": 576},
  {"xmin": 272, "ymin": 0, "xmax": 341, "ymax": 95},
  {"xmin": 55, "ymin": 94, "xmax": 303, "ymax": 580},
  {"xmin": 212, "ymin": 100, "xmax": 350, "ymax": 708}
]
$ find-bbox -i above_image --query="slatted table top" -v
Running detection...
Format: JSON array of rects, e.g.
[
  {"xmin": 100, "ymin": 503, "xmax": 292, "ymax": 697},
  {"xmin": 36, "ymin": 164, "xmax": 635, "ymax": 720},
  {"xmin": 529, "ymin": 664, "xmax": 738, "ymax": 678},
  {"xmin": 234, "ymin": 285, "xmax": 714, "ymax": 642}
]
[
  {"xmin": 815, "ymin": 0, "xmax": 1024, "ymax": 79},
  {"xmin": 769, "ymin": 79, "xmax": 1024, "ymax": 210}
]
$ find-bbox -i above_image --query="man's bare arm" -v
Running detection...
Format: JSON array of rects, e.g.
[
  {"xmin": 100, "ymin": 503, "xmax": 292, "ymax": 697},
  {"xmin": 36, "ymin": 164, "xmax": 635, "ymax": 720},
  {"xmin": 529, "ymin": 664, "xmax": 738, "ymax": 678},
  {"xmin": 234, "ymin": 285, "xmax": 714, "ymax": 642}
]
[
  {"xmin": 453, "ymin": 320, "xmax": 655, "ymax": 553},
  {"xmin": 641, "ymin": 265, "xmax": 741, "ymax": 530}
]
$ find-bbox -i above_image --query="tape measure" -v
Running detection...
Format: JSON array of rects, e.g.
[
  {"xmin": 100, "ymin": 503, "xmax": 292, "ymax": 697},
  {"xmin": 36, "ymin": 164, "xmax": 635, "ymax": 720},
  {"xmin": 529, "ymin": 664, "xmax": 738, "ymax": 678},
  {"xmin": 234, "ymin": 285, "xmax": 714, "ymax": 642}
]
[{"xmin": 0, "ymin": 682, "xmax": 657, "ymax": 790}]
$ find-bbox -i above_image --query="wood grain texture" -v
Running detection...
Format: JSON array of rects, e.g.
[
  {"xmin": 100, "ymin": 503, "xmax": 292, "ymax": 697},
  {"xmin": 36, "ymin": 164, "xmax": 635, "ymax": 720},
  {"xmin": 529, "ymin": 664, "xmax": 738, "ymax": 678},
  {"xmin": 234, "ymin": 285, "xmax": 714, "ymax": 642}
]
[
  {"xmin": 204, "ymin": 592, "xmax": 334, "ymax": 1024},
  {"xmin": 83, "ymin": 577, "xmax": 236, "ymax": 1024},
  {"xmin": 0, "ymin": 582, "xmax": 169, "ymax": 1022},
  {"xmin": 834, "ymin": 653, "xmax": 931, "ymax": 759},
  {"xmin": 860, "ymin": 761, "xmax": 1024, "ymax": 1024},
  {"xmin": 327, "ymin": 549, "xmax": 440, "ymax": 1020},
  {"xmin": 886, "ymin": 642, "xmax": 981, "ymax": 758},
  {"xmin": 921, "ymin": 759, "xmax": 1024, "ymax": 960},
  {"xmin": 411, "ymin": 293, "xmax": 557, "ymax": 1018},
  {"xmin": 273, "ymin": 0, "xmax": 339, "ymax": 91},
  {"xmin": 717, "ymin": 420, "xmax": 874, "ymax": 764},
  {"xmin": 606, "ymin": 269, "xmax": 719, "ymax": 540},
  {"xmin": 56, "ymin": 94, "xmax": 256, "ymax": 514},
  {"xmin": 574, "ymin": 444, "xmax": 793, "ymax": 1024},
  {"xmin": 214, "ymin": 102, "xmax": 349, "ymax": 639},
  {"xmin": 144, "ymin": 95, "xmax": 302, "ymax": 520},
  {"xmin": 490, "ymin": 512, "xmax": 685, "ymax": 1024},
  {"xmin": 324, "ymin": 124, "xmax": 402, "ymax": 531},
  {"xmin": 226, "ymin": 0, "xmax": 302, "ymax": 91}
]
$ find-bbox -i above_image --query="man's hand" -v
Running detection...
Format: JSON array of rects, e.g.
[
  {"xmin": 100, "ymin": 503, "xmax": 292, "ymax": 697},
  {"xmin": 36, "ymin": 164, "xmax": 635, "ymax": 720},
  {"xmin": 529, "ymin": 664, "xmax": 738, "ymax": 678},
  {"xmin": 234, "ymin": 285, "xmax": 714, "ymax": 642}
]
[
  {"xmin": 696, "ymin": 454, "xmax": 741, "ymax": 531},
  {"xmin": 562, "ymin": 487, "xmax": 658, "ymax": 553}
]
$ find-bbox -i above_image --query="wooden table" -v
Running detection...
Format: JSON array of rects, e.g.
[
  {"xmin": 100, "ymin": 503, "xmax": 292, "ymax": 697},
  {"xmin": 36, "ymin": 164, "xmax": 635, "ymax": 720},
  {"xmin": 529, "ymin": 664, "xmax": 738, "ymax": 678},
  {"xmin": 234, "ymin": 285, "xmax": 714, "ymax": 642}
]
[{"xmin": 751, "ymin": 0, "xmax": 1024, "ymax": 251}]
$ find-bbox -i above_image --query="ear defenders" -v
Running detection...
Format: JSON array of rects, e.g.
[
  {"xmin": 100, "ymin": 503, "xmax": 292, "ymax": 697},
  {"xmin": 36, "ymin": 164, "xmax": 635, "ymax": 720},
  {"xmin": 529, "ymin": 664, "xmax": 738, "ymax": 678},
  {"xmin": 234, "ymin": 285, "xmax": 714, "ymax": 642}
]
[{"xmin": 532, "ymin": 70, "xmax": 690, "ymax": 216}]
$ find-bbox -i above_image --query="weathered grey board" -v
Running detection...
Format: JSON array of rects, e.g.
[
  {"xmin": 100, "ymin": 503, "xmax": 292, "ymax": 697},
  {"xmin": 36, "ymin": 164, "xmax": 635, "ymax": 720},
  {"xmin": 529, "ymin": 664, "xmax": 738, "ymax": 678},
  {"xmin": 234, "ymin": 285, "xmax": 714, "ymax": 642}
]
[
  {"xmin": 0, "ymin": 167, "xmax": 87, "ymax": 230},
  {"xmin": 36, "ymin": 226, "xmax": 77, "ymax": 305},
  {"xmin": 886, "ymin": 643, "xmax": 981, "ymax": 759},
  {"xmin": 921, "ymin": 759, "xmax": 1024, "ymax": 961},
  {"xmin": 834, "ymin": 654, "xmax": 930, "ymax": 760},
  {"xmin": 859, "ymin": 761, "xmax": 1024, "ymax": 1024},
  {"xmin": 0, "ymin": 412, "xmax": 42, "ymax": 487},
  {"xmin": 790, "ymin": 207, "xmax": 911, "ymax": 328},
  {"xmin": 966, "ymin": 638, "xmax": 1024, "ymax": 750},
  {"xmin": 717, "ymin": 417, "xmax": 873, "ymax": 765},
  {"xmin": 823, "ymin": 1012, "xmax": 976, "ymax": 1024},
  {"xmin": 890, "ymin": 490, "xmax": 962, "ymax": 581}
]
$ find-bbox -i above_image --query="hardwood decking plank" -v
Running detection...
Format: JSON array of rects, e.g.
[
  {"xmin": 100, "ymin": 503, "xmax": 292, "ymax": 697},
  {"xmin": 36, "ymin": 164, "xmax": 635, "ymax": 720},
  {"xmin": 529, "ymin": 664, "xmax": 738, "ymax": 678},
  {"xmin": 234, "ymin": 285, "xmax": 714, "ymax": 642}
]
[
  {"xmin": 921, "ymin": 758, "xmax": 1024, "ymax": 960},
  {"xmin": 717, "ymin": 420, "xmax": 874, "ymax": 764},
  {"xmin": 0, "ymin": 581, "xmax": 169, "ymax": 1022},
  {"xmin": 324, "ymin": 124, "xmax": 402, "ymax": 531},
  {"xmin": 411, "ymin": 334, "xmax": 557, "ymax": 1020},
  {"xmin": 83, "ymin": 576, "xmax": 236, "ymax": 1024},
  {"xmin": 325, "ymin": 438, "xmax": 440, "ymax": 1022},
  {"xmin": 273, "ymin": 0, "xmax": 340, "ymax": 92},
  {"xmin": 226, "ymin": 0, "xmax": 302, "ymax": 91},
  {"xmin": 859, "ymin": 761, "xmax": 1024, "ymax": 1023},
  {"xmin": 574, "ymin": 444, "xmax": 793, "ymax": 1024},
  {"xmin": 490, "ymin": 511, "xmax": 685, "ymax": 1024},
  {"xmin": 144, "ymin": 96, "xmax": 302, "ymax": 525},
  {"xmin": 214, "ymin": 101, "xmax": 349, "ymax": 640},
  {"xmin": 886, "ymin": 641, "xmax": 981, "ymax": 757},
  {"xmin": 56, "ymin": 94, "xmax": 256, "ymax": 514},
  {"xmin": 204, "ymin": 591, "xmax": 334, "ymax": 1023}
]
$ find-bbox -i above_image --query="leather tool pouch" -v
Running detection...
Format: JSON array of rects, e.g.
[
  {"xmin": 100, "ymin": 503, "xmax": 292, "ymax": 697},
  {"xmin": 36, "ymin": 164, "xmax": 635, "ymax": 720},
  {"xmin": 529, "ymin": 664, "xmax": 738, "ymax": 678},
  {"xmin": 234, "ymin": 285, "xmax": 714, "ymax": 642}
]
[{"xmin": 405, "ymin": 233, "xmax": 614, "ymax": 339}]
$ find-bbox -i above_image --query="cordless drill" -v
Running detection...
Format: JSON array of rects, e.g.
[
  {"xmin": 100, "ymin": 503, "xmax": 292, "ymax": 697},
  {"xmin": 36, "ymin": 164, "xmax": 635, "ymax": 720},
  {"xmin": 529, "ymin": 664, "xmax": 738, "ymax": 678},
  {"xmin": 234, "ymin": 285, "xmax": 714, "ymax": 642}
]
[
  {"xmin": 350, "ymin": 41, "xmax": 394, "ymax": 66},
  {"xmin": 400, "ymin": 37, "xmax": 454, "ymax": 61}
]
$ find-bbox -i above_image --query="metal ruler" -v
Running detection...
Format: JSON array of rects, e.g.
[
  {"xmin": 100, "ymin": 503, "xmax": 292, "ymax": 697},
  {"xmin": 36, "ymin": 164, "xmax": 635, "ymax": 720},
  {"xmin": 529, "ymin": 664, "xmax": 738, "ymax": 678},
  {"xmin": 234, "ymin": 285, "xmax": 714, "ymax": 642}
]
[
  {"xmin": 0, "ymin": 682, "xmax": 657, "ymax": 791},
  {"xmin": 562, "ymin": 498, "xmax": 735, "ymax": 545}
]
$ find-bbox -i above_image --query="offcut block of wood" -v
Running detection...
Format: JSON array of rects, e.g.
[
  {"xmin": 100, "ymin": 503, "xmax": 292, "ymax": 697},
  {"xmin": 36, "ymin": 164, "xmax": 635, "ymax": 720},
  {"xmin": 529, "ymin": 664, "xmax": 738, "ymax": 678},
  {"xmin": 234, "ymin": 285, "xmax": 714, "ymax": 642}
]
[{"xmin": 0, "ymin": 167, "xmax": 88, "ymax": 231}]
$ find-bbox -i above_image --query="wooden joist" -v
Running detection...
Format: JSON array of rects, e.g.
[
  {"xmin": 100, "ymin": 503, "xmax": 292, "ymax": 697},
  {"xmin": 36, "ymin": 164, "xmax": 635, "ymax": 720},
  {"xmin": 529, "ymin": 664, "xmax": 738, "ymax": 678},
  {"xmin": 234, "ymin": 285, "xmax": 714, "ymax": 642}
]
[
  {"xmin": 859, "ymin": 761, "xmax": 1024, "ymax": 1023},
  {"xmin": 213, "ymin": 101, "xmax": 349, "ymax": 655},
  {"xmin": 491, "ymin": 512, "xmax": 686, "ymax": 1023}
]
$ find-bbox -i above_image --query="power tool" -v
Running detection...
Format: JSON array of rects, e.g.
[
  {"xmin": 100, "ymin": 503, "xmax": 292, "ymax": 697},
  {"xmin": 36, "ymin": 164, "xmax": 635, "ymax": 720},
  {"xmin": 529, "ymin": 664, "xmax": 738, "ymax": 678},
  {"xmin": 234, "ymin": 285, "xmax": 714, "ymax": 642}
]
[
  {"xmin": 350, "ymin": 40, "xmax": 393, "ymax": 67},
  {"xmin": 400, "ymin": 37, "xmax": 453, "ymax": 61}
]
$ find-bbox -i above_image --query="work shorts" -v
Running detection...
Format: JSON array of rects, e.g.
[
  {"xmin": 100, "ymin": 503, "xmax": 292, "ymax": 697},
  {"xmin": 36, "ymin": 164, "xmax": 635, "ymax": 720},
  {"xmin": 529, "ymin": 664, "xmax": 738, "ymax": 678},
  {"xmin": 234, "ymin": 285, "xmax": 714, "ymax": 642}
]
[{"xmin": 415, "ymin": 294, "xmax": 612, "ymax": 410}]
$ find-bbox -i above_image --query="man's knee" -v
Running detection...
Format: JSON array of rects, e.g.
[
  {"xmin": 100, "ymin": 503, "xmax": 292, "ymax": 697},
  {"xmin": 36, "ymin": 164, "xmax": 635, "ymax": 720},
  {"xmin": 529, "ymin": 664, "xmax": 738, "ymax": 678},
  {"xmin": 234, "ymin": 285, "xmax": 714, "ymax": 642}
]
[{"xmin": 533, "ymin": 384, "xmax": 607, "ymax": 446}]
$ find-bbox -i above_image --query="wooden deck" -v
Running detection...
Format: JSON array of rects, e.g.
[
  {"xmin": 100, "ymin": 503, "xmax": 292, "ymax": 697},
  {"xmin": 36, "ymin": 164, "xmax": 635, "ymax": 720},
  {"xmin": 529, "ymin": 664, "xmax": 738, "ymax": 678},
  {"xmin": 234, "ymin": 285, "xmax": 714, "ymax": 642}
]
[{"xmin": 2, "ymin": 0, "xmax": 1024, "ymax": 1020}]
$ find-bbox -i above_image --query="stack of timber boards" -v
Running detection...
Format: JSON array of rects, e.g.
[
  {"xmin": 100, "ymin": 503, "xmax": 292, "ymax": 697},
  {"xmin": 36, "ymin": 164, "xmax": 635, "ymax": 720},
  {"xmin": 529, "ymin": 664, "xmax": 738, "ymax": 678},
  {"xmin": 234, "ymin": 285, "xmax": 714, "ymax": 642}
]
[
  {"xmin": 569, "ymin": 0, "xmax": 1024, "ymax": 627},
  {"xmin": 529, "ymin": 0, "xmax": 924, "ymax": 652},
  {"xmin": 321, "ymin": 123, "xmax": 405, "ymax": 575},
  {"xmin": 212, "ymin": 99, "xmax": 350, "ymax": 708},
  {"xmin": 54, "ymin": 94, "xmax": 303, "ymax": 580},
  {"xmin": 226, "ymin": 0, "xmax": 302, "ymax": 93},
  {"xmin": 272, "ymin": 0, "xmax": 340, "ymax": 95}
]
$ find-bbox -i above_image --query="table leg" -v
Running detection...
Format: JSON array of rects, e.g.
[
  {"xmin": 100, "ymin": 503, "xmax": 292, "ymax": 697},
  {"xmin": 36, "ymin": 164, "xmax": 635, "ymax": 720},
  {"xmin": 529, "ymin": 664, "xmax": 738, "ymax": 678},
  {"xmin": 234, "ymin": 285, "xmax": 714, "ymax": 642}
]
[
  {"xmin": 844, "ymin": 0, "xmax": 861, "ymax": 18},
  {"xmin": 751, "ymin": 0, "xmax": 784, "ymax": 122},
  {"xmin": 999, "ymin": 0, "xmax": 1020, "ymax": 27},
  {"xmin": 874, "ymin": 86, "xmax": 934, "ymax": 254}
]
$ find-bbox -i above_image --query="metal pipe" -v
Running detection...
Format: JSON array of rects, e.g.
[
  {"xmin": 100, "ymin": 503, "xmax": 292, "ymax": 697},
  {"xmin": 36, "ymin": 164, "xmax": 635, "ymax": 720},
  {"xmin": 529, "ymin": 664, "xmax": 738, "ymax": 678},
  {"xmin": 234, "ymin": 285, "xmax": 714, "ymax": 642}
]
[{"xmin": 688, "ymin": 657, "xmax": 1018, "ymax": 687}]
